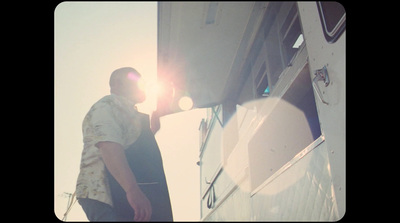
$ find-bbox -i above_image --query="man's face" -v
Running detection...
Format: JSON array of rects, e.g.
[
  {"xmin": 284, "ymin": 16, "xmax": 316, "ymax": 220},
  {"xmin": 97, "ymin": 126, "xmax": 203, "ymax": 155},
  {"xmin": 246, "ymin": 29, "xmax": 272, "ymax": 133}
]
[{"xmin": 122, "ymin": 72, "xmax": 146, "ymax": 104}]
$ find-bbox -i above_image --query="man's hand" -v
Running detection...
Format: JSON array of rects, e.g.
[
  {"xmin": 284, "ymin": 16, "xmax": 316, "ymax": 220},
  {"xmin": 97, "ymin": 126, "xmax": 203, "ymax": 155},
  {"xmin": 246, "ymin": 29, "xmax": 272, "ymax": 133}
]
[
  {"xmin": 97, "ymin": 141, "xmax": 152, "ymax": 221},
  {"xmin": 126, "ymin": 187, "xmax": 152, "ymax": 221}
]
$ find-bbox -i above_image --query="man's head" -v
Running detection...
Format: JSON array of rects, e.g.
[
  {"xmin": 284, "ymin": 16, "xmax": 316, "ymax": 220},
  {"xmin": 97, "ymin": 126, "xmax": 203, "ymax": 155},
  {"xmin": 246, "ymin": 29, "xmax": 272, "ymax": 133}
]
[{"xmin": 109, "ymin": 67, "xmax": 146, "ymax": 104}]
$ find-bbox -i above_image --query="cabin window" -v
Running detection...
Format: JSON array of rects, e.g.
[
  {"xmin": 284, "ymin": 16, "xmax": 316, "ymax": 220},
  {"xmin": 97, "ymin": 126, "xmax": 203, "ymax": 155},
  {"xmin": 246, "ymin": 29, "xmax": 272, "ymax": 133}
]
[
  {"xmin": 266, "ymin": 2, "xmax": 303, "ymax": 90},
  {"xmin": 280, "ymin": 4, "xmax": 303, "ymax": 65},
  {"xmin": 246, "ymin": 2, "xmax": 304, "ymax": 99},
  {"xmin": 317, "ymin": 1, "xmax": 346, "ymax": 43}
]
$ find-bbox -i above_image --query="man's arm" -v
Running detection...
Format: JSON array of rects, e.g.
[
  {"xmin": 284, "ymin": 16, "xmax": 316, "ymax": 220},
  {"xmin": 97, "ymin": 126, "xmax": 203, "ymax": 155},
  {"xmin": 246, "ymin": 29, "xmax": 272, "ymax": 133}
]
[{"xmin": 96, "ymin": 141, "xmax": 152, "ymax": 222}]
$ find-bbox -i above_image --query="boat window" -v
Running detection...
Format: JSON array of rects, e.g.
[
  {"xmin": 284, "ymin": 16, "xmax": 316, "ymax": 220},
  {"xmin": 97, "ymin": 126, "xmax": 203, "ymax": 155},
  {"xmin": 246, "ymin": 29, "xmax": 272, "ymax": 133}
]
[
  {"xmin": 317, "ymin": 1, "xmax": 346, "ymax": 43},
  {"xmin": 280, "ymin": 4, "xmax": 303, "ymax": 65},
  {"xmin": 246, "ymin": 2, "xmax": 304, "ymax": 99}
]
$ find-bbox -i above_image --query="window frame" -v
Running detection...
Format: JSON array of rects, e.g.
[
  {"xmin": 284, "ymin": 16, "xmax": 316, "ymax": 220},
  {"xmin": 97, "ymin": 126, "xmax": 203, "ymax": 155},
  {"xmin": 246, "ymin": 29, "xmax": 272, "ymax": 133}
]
[{"xmin": 317, "ymin": 1, "xmax": 346, "ymax": 43}]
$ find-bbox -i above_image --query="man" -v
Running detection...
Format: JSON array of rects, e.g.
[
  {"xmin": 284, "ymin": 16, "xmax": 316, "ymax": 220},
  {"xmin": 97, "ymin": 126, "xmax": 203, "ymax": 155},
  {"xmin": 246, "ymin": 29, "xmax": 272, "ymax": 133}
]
[{"xmin": 76, "ymin": 67, "xmax": 173, "ymax": 221}]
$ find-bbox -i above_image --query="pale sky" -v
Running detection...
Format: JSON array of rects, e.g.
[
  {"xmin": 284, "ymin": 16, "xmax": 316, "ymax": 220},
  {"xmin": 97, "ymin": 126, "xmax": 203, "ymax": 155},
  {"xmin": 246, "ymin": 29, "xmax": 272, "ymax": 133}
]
[{"xmin": 54, "ymin": 2, "xmax": 205, "ymax": 221}]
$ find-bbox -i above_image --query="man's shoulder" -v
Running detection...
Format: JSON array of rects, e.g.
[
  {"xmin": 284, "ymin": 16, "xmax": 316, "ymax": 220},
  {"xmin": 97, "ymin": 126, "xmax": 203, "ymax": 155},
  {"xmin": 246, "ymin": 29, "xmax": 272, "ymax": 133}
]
[
  {"xmin": 91, "ymin": 95, "xmax": 116, "ymax": 108},
  {"xmin": 84, "ymin": 95, "xmax": 114, "ymax": 118}
]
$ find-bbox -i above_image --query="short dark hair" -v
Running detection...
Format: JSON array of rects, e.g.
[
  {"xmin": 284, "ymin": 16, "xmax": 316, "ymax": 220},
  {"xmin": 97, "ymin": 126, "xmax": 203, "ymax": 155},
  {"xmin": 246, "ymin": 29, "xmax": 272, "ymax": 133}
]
[{"xmin": 109, "ymin": 67, "xmax": 141, "ymax": 88}]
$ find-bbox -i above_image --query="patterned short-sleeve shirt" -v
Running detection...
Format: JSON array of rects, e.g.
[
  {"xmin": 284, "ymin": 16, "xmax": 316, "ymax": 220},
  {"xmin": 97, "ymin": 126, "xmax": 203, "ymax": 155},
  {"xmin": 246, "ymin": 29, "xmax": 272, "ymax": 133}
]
[{"xmin": 76, "ymin": 94, "xmax": 142, "ymax": 206}]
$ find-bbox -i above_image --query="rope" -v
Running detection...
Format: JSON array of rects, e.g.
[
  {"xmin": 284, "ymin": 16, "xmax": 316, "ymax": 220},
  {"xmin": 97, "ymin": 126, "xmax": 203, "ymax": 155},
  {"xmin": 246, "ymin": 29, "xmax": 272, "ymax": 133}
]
[
  {"xmin": 207, "ymin": 184, "xmax": 216, "ymax": 209},
  {"xmin": 62, "ymin": 191, "xmax": 77, "ymax": 221}
]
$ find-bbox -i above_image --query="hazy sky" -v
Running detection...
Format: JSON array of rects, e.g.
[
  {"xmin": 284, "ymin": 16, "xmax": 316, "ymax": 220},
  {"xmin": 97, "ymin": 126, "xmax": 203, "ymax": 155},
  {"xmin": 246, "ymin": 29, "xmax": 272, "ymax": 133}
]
[{"xmin": 54, "ymin": 2, "xmax": 205, "ymax": 221}]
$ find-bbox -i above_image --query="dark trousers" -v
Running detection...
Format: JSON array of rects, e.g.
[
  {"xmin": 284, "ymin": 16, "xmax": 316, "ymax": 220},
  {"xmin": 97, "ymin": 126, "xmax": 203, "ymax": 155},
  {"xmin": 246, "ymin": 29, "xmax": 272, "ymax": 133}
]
[
  {"xmin": 78, "ymin": 198, "xmax": 117, "ymax": 221},
  {"xmin": 78, "ymin": 197, "xmax": 173, "ymax": 222}
]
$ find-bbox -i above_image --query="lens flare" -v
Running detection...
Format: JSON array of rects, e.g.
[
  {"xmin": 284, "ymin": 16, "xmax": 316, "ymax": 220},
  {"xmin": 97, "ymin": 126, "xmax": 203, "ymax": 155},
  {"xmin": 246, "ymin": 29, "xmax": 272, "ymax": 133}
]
[
  {"xmin": 127, "ymin": 72, "xmax": 140, "ymax": 81},
  {"xmin": 178, "ymin": 96, "xmax": 193, "ymax": 111}
]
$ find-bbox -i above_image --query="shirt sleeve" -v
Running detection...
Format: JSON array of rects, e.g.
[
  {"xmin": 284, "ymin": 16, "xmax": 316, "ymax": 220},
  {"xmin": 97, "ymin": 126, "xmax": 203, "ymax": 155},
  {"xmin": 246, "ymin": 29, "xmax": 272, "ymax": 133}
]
[{"xmin": 88, "ymin": 101, "xmax": 124, "ymax": 147}]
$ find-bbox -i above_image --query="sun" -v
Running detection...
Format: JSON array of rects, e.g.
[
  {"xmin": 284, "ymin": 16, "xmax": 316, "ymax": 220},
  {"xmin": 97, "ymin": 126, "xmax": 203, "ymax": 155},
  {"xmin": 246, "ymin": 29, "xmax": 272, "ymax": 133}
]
[{"xmin": 136, "ymin": 78, "xmax": 161, "ymax": 114}]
